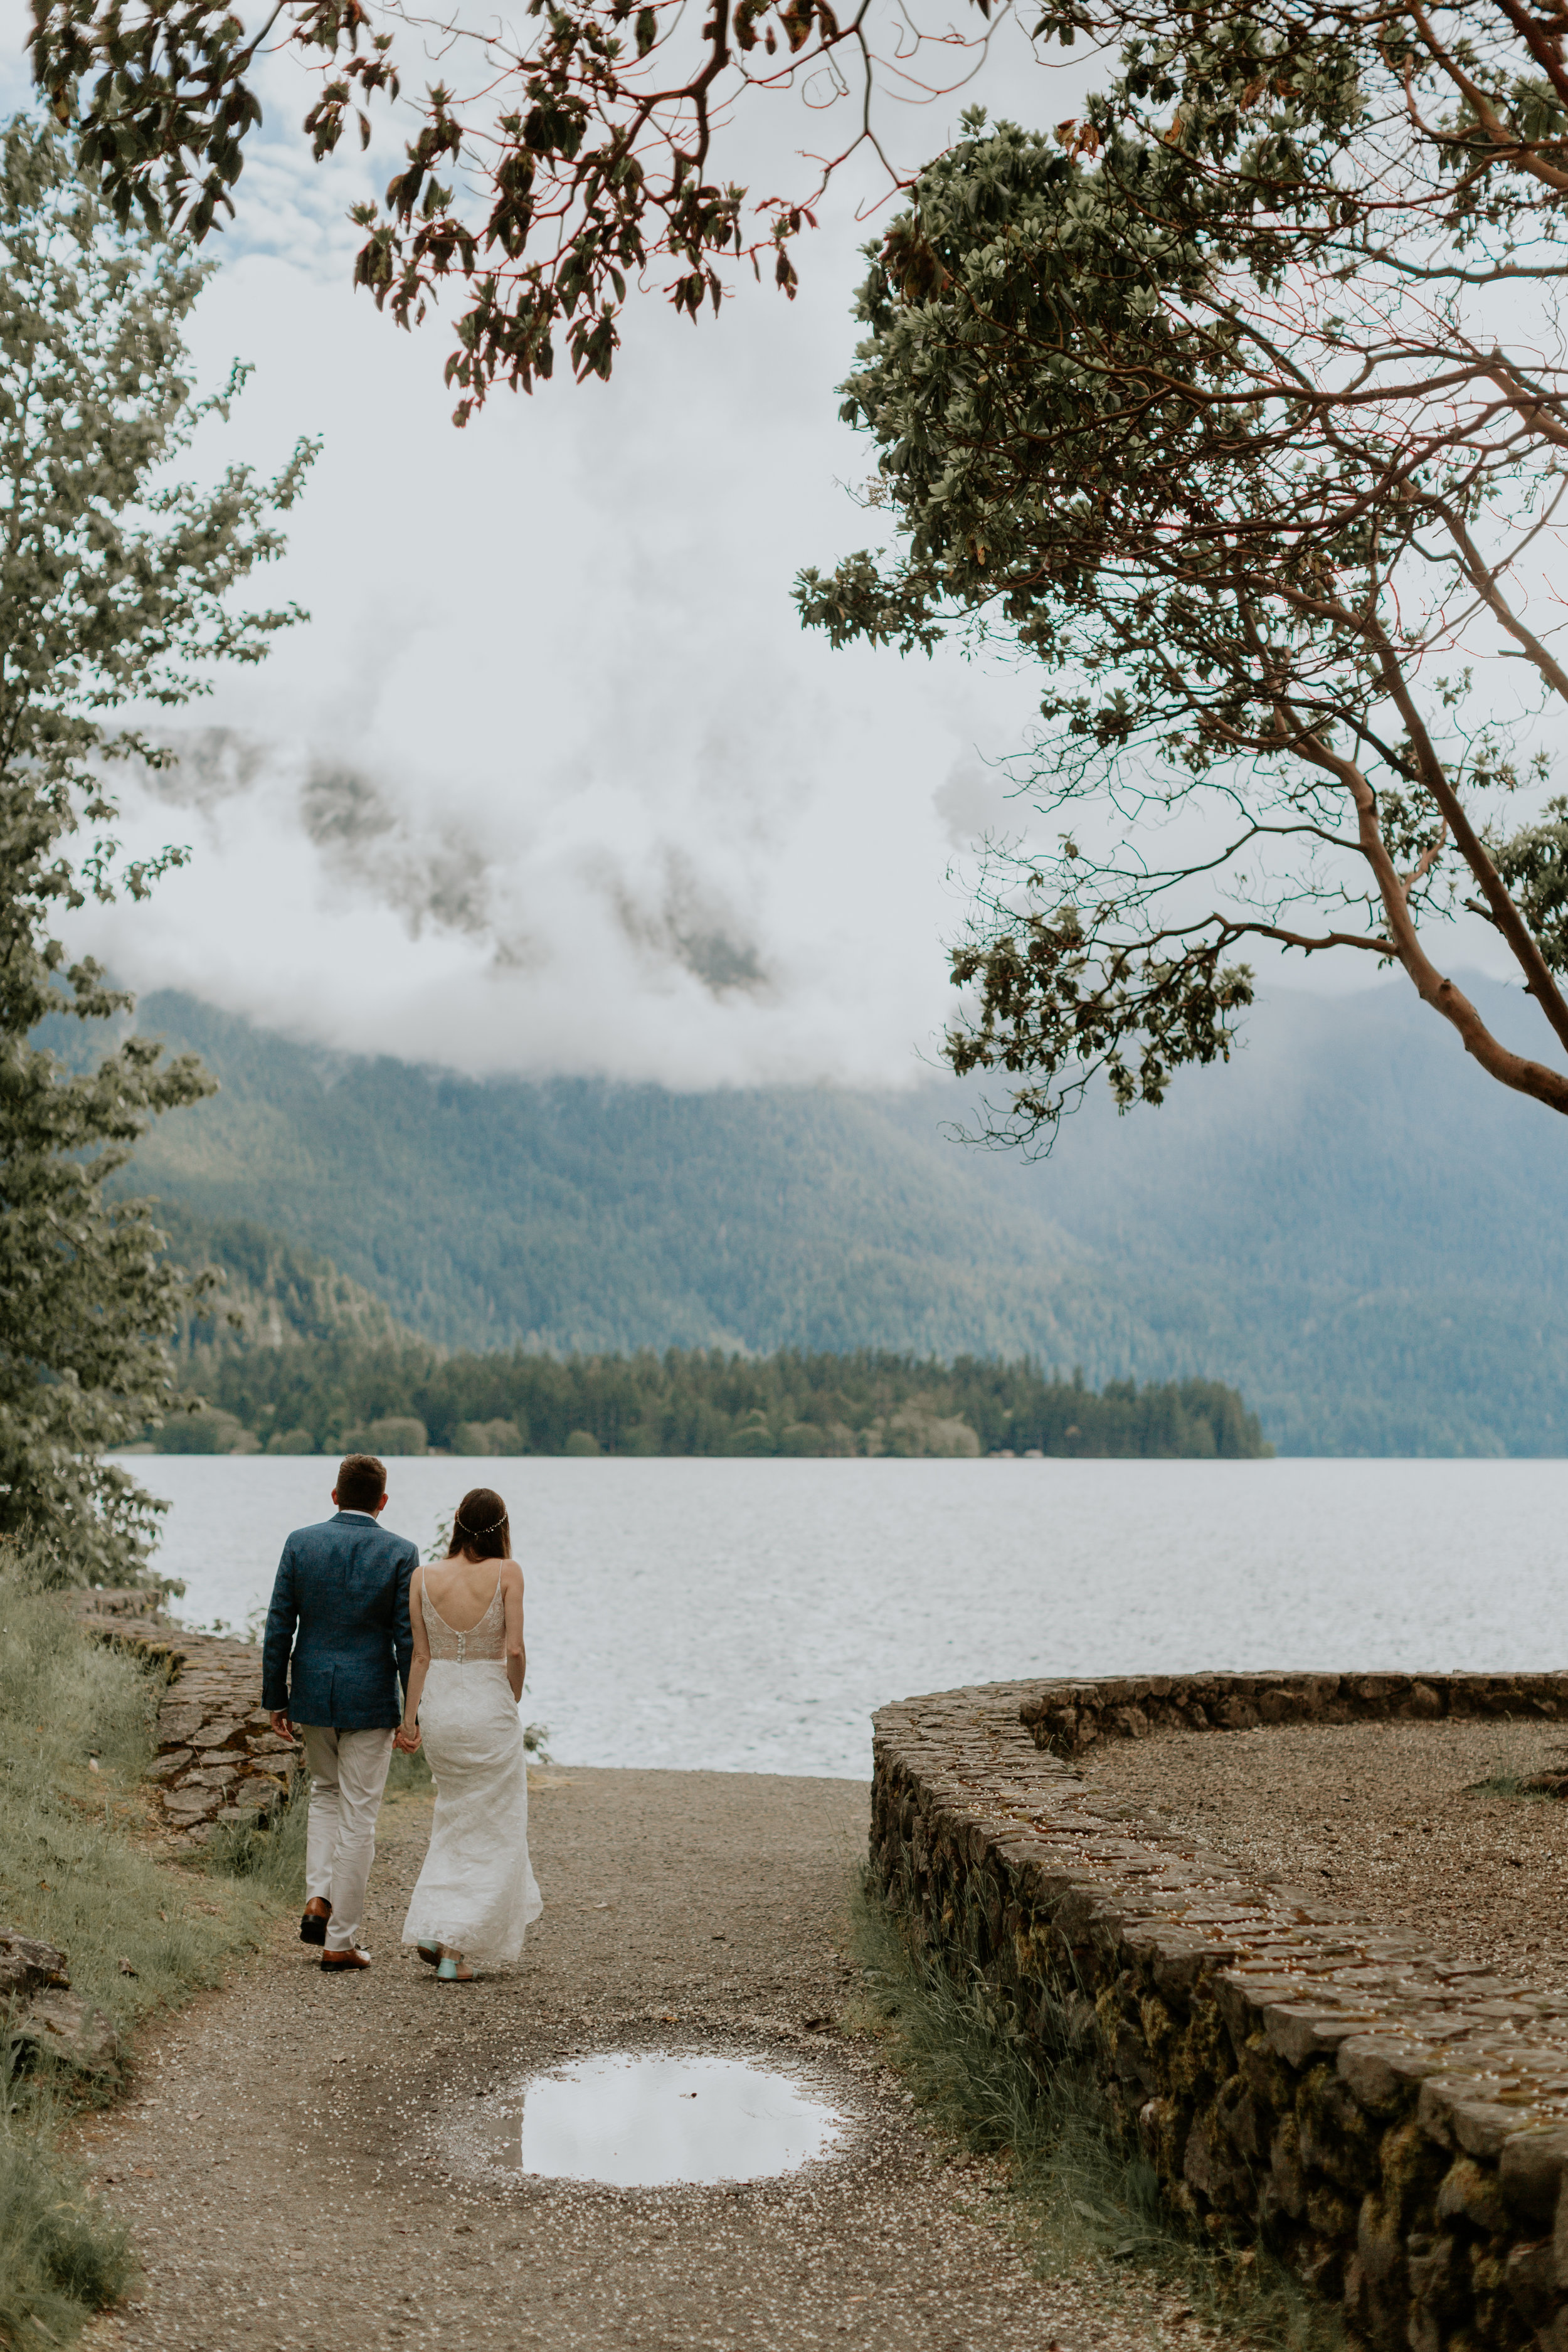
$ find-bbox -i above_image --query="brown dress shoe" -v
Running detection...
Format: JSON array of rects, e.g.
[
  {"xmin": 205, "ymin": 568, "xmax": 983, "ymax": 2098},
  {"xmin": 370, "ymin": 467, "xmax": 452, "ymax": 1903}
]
[
  {"xmin": 320, "ymin": 1946, "xmax": 372, "ymax": 1971},
  {"xmin": 299, "ymin": 1899, "xmax": 332, "ymax": 1947}
]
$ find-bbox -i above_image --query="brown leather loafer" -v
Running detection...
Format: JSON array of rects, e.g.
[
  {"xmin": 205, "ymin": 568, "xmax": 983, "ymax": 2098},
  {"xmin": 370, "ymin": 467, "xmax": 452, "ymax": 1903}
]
[
  {"xmin": 299, "ymin": 1899, "xmax": 332, "ymax": 1947},
  {"xmin": 320, "ymin": 1946, "xmax": 371, "ymax": 1971}
]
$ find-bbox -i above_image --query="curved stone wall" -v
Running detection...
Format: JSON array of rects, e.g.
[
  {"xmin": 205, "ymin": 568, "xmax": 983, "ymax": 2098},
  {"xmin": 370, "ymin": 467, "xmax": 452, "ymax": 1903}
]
[
  {"xmin": 1018, "ymin": 1670, "xmax": 1568, "ymax": 1759},
  {"xmin": 871, "ymin": 1673, "xmax": 1568, "ymax": 2352},
  {"xmin": 76, "ymin": 1592, "xmax": 296, "ymax": 1841}
]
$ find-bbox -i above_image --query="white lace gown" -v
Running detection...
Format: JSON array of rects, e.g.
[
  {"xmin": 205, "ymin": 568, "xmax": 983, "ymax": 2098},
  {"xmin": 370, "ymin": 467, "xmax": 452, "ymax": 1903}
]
[{"xmin": 401, "ymin": 1579, "xmax": 543, "ymax": 1966}]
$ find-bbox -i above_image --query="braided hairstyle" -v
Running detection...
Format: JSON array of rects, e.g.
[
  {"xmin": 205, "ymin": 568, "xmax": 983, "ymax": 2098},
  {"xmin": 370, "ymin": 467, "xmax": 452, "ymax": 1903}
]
[{"xmin": 446, "ymin": 1486, "xmax": 511, "ymax": 1562}]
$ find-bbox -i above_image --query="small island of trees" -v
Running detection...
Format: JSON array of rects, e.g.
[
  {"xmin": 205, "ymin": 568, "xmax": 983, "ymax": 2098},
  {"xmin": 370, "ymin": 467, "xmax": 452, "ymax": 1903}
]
[{"xmin": 148, "ymin": 1343, "xmax": 1271, "ymax": 1461}]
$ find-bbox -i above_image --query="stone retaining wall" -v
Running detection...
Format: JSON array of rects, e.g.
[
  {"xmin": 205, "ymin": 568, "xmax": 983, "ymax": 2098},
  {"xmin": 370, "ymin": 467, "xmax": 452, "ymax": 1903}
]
[
  {"xmin": 77, "ymin": 1592, "xmax": 297, "ymax": 1844},
  {"xmin": 1019, "ymin": 1671, "xmax": 1568, "ymax": 1759},
  {"xmin": 871, "ymin": 1673, "xmax": 1568, "ymax": 2352}
]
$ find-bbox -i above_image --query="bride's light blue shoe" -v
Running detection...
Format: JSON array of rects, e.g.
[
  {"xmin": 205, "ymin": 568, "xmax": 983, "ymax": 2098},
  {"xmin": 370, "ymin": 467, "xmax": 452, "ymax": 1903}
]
[
  {"xmin": 416, "ymin": 1942, "xmax": 441, "ymax": 1966},
  {"xmin": 437, "ymin": 1951, "xmax": 475, "ymax": 1982}
]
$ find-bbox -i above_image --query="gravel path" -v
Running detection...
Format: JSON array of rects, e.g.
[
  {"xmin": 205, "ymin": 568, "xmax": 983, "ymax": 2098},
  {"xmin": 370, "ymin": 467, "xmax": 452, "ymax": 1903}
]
[
  {"xmin": 1087, "ymin": 1715, "xmax": 1568, "ymax": 1985},
  {"xmin": 72, "ymin": 1766, "xmax": 1228, "ymax": 2352}
]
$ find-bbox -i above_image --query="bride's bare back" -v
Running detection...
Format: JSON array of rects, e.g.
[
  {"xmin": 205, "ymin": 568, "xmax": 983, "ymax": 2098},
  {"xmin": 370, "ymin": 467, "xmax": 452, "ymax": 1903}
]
[
  {"xmin": 406, "ymin": 1554, "xmax": 527, "ymax": 1708},
  {"xmin": 420, "ymin": 1551, "xmax": 523, "ymax": 1633}
]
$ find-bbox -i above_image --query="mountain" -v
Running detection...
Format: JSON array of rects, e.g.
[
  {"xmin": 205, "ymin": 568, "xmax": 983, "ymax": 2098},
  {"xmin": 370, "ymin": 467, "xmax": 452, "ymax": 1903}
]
[
  {"xmin": 156, "ymin": 1202, "xmax": 416, "ymax": 1365},
  {"xmin": 106, "ymin": 980, "xmax": 1568, "ymax": 1455}
]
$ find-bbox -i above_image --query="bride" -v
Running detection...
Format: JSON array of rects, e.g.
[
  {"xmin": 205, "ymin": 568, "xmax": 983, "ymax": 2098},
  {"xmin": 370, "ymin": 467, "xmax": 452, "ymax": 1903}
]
[{"xmin": 394, "ymin": 1486, "xmax": 543, "ymax": 1981}]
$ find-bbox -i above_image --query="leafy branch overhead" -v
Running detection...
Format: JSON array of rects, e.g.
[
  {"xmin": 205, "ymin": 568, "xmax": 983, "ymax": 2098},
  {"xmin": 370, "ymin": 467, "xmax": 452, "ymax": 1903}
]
[
  {"xmin": 798, "ymin": 0, "xmax": 1568, "ymax": 1144},
  {"xmin": 28, "ymin": 0, "xmax": 1003, "ymax": 416},
  {"xmin": 30, "ymin": 0, "xmax": 1568, "ymax": 419}
]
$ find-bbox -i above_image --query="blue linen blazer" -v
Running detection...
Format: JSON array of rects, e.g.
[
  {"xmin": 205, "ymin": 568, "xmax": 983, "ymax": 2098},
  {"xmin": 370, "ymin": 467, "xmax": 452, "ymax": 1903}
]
[{"xmin": 261, "ymin": 1512, "xmax": 417, "ymax": 1732}]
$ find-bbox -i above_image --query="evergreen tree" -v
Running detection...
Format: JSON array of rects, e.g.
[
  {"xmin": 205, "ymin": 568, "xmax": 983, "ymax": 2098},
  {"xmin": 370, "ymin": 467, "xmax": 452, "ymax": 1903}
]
[{"xmin": 0, "ymin": 115, "xmax": 313, "ymax": 1582}]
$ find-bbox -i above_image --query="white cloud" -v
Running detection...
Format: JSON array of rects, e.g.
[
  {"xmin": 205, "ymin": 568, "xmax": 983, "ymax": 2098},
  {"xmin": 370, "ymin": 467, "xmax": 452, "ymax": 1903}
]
[{"xmin": 60, "ymin": 60, "xmax": 1060, "ymax": 1086}]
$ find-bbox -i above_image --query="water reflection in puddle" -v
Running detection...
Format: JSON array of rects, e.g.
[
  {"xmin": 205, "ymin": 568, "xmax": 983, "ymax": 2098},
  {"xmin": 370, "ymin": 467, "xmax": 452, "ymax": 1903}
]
[{"xmin": 481, "ymin": 2053, "xmax": 845, "ymax": 2186}]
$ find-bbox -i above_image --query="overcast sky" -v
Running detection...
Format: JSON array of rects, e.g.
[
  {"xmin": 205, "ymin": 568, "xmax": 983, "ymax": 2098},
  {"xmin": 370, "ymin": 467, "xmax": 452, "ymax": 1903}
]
[{"xmin": 4, "ymin": 16, "xmax": 1527, "ymax": 1086}]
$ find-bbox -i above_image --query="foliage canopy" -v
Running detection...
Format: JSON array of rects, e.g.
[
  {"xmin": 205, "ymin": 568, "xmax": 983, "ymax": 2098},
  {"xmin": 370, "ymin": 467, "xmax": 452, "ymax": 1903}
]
[
  {"xmin": 798, "ymin": 0, "xmax": 1568, "ymax": 1140},
  {"xmin": 31, "ymin": 0, "xmax": 1007, "ymax": 415},
  {"xmin": 156, "ymin": 1334, "xmax": 1272, "ymax": 1459},
  {"xmin": 0, "ymin": 114, "xmax": 312, "ymax": 1580}
]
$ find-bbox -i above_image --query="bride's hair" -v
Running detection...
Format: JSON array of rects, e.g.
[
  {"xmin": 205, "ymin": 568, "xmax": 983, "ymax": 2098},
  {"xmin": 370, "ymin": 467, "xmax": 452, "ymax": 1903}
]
[{"xmin": 447, "ymin": 1487, "xmax": 511, "ymax": 1562}]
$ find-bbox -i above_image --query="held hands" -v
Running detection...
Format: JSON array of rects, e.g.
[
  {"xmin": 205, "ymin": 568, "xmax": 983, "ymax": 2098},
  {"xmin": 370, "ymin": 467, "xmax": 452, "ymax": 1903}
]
[{"xmin": 393, "ymin": 1721, "xmax": 422, "ymax": 1754}]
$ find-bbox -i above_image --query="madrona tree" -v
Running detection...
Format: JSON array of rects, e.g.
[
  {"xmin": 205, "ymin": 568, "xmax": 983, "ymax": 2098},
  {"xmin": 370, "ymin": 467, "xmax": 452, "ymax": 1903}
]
[
  {"xmin": 0, "ymin": 114, "xmax": 312, "ymax": 1580},
  {"xmin": 795, "ymin": 32, "xmax": 1568, "ymax": 1143}
]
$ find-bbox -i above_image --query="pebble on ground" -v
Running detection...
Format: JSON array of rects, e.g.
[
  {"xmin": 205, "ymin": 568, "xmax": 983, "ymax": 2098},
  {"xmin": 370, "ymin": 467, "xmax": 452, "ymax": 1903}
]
[{"xmin": 1088, "ymin": 1714, "xmax": 1568, "ymax": 1989}]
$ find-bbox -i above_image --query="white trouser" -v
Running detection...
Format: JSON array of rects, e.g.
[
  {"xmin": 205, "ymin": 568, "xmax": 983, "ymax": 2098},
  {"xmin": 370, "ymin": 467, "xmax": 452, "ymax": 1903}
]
[{"xmin": 300, "ymin": 1725, "xmax": 395, "ymax": 1952}]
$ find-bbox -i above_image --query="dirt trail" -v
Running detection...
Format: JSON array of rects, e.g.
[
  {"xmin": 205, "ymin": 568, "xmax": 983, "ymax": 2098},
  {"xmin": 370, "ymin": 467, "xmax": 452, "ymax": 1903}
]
[{"xmin": 75, "ymin": 1766, "xmax": 1210, "ymax": 2352}]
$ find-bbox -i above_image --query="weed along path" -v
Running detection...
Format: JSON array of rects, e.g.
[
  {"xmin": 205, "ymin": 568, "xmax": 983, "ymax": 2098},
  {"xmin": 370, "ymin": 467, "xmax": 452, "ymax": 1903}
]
[{"xmin": 72, "ymin": 1764, "xmax": 1241, "ymax": 2352}]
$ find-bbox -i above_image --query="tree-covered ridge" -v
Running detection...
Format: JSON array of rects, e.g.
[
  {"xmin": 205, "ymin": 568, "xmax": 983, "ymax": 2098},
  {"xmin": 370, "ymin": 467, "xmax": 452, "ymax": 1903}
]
[
  {"xmin": 159, "ymin": 1202, "xmax": 413, "ymax": 1362},
  {"xmin": 109, "ymin": 984, "xmax": 1568, "ymax": 1456},
  {"xmin": 142, "ymin": 1199, "xmax": 1268, "ymax": 1456},
  {"xmin": 154, "ymin": 1333, "xmax": 1269, "ymax": 1459}
]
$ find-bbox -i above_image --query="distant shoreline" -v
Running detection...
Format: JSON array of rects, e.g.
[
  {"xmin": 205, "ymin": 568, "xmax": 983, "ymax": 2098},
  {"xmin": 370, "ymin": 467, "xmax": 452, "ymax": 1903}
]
[{"xmin": 149, "ymin": 1347, "xmax": 1269, "ymax": 1465}]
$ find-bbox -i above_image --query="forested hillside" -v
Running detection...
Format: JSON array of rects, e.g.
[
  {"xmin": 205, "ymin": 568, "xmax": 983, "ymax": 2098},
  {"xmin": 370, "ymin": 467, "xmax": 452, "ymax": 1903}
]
[
  {"xmin": 159, "ymin": 1203, "xmax": 408, "ymax": 1362},
  {"xmin": 110, "ymin": 982, "xmax": 1568, "ymax": 1454}
]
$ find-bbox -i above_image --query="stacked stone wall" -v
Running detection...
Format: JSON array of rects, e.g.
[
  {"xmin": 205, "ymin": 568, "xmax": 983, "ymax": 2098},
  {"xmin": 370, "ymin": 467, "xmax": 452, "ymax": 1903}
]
[
  {"xmin": 871, "ymin": 1673, "xmax": 1568, "ymax": 2352},
  {"xmin": 1018, "ymin": 1670, "xmax": 1568, "ymax": 1759},
  {"xmin": 77, "ymin": 1592, "xmax": 296, "ymax": 1841}
]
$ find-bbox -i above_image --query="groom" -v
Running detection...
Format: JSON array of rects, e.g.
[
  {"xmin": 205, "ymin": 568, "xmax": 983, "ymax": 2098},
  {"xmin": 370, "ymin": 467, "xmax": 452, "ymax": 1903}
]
[{"xmin": 262, "ymin": 1453, "xmax": 419, "ymax": 1973}]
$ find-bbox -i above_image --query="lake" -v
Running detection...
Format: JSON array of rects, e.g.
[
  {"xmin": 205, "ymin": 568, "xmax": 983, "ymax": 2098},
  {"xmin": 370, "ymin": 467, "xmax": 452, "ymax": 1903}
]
[{"xmin": 122, "ymin": 1454, "xmax": 1568, "ymax": 1779}]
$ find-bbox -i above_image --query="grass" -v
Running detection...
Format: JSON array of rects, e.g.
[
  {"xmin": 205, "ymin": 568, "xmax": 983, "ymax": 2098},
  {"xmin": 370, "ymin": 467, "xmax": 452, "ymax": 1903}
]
[
  {"xmin": 204, "ymin": 1777, "xmax": 310, "ymax": 1896},
  {"xmin": 206, "ymin": 1725, "xmax": 447, "ymax": 1900},
  {"xmin": 1463, "ymin": 1773, "xmax": 1560, "ymax": 1802},
  {"xmin": 0, "ymin": 2078, "xmax": 135, "ymax": 2346},
  {"xmin": 847, "ymin": 1873, "xmax": 1344, "ymax": 2349},
  {"xmin": 0, "ymin": 1550, "xmax": 302, "ymax": 2342}
]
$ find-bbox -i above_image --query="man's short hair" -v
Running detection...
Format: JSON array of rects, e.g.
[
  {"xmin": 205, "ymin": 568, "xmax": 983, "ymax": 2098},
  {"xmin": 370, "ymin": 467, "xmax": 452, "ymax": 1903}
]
[{"xmin": 336, "ymin": 1454, "xmax": 387, "ymax": 1512}]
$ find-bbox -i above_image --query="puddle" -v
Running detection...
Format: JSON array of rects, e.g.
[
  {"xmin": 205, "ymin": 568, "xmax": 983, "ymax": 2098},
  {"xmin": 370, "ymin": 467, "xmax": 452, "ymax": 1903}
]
[{"xmin": 479, "ymin": 2052, "xmax": 846, "ymax": 2186}]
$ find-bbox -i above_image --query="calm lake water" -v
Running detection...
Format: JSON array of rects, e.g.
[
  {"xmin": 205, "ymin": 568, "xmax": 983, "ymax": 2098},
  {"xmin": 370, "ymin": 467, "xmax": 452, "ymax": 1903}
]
[{"xmin": 120, "ymin": 1455, "xmax": 1568, "ymax": 1779}]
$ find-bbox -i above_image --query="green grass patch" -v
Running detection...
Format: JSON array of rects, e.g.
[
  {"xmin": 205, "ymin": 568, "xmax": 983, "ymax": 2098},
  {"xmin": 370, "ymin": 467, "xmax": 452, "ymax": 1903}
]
[
  {"xmin": 0, "ymin": 1552, "xmax": 297, "ymax": 2341},
  {"xmin": 0, "ymin": 2080, "xmax": 135, "ymax": 2345},
  {"xmin": 0, "ymin": 1565, "xmax": 277, "ymax": 2053},
  {"xmin": 847, "ymin": 1874, "xmax": 1343, "ymax": 2349},
  {"xmin": 204, "ymin": 1777, "xmax": 309, "ymax": 1898},
  {"xmin": 1462, "ymin": 1775, "xmax": 1557, "ymax": 1802},
  {"xmin": 207, "ymin": 1734, "xmax": 432, "ymax": 1902}
]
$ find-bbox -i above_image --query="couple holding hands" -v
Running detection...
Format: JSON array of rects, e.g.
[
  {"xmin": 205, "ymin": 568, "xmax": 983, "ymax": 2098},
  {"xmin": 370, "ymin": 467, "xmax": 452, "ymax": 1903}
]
[{"xmin": 262, "ymin": 1453, "xmax": 543, "ymax": 1981}]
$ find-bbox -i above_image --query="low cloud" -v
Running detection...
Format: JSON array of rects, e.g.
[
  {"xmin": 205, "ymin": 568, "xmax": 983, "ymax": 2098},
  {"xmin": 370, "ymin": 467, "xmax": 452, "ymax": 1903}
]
[
  {"xmin": 136, "ymin": 728, "xmax": 269, "ymax": 815},
  {"xmin": 63, "ymin": 164, "xmax": 1047, "ymax": 1089},
  {"xmin": 612, "ymin": 850, "xmax": 770, "ymax": 1000}
]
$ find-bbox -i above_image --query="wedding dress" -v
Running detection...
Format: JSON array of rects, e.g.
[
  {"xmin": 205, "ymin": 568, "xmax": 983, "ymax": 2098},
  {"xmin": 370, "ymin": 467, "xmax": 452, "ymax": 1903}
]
[{"xmin": 401, "ymin": 1578, "xmax": 543, "ymax": 1966}]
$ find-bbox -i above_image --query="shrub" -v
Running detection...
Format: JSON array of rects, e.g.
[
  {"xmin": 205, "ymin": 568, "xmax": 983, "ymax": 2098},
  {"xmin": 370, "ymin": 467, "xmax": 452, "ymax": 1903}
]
[
  {"xmin": 154, "ymin": 1408, "xmax": 257, "ymax": 1456},
  {"xmin": 452, "ymin": 1419, "xmax": 524, "ymax": 1456},
  {"xmin": 344, "ymin": 1416, "xmax": 427, "ymax": 1456}
]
